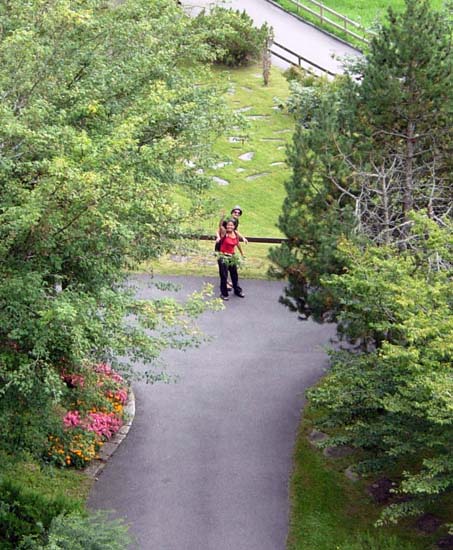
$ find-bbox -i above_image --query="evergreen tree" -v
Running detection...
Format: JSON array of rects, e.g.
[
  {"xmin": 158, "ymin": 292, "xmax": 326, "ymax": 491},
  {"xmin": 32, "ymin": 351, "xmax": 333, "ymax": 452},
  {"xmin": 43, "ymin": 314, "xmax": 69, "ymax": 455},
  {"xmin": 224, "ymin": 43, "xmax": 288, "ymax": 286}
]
[
  {"xmin": 271, "ymin": 0, "xmax": 453, "ymax": 522},
  {"xmin": 271, "ymin": 0, "xmax": 452, "ymax": 320}
]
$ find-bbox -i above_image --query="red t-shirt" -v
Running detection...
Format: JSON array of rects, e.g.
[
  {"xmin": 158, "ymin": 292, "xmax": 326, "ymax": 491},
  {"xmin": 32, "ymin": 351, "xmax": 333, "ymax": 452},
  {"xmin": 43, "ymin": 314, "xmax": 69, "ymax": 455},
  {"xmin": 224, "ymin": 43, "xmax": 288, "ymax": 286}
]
[{"xmin": 220, "ymin": 233, "xmax": 239, "ymax": 255}]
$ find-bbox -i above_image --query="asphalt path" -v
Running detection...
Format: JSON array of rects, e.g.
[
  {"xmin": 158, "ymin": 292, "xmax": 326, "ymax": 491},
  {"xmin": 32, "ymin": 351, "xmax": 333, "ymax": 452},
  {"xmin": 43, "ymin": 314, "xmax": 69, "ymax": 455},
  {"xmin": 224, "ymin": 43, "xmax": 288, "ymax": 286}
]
[
  {"xmin": 181, "ymin": 0, "xmax": 361, "ymax": 74},
  {"xmin": 89, "ymin": 276, "xmax": 336, "ymax": 549}
]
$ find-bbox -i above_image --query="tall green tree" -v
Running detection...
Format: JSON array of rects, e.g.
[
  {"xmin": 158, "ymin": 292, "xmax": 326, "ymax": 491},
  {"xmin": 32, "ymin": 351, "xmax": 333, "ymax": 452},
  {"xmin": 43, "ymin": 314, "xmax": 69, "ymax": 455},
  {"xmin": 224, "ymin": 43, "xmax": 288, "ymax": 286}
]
[
  {"xmin": 271, "ymin": 0, "xmax": 453, "ymax": 522},
  {"xmin": 0, "ymin": 0, "xmax": 230, "ymax": 453},
  {"xmin": 271, "ymin": 0, "xmax": 452, "ymax": 319},
  {"xmin": 309, "ymin": 217, "xmax": 453, "ymax": 522}
]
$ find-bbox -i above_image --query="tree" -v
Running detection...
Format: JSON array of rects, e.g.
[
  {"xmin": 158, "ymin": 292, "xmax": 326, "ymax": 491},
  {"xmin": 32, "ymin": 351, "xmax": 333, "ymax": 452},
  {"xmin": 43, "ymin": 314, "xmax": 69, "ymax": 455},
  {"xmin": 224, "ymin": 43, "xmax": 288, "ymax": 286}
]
[
  {"xmin": 309, "ymin": 216, "xmax": 453, "ymax": 522},
  {"xmin": 194, "ymin": 7, "xmax": 272, "ymax": 67},
  {"xmin": 0, "ymin": 0, "xmax": 230, "ymax": 454},
  {"xmin": 271, "ymin": 0, "xmax": 452, "ymax": 319},
  {"xmin": 270, "ymin": 0, "xmax": 453, "ymax": 522}
]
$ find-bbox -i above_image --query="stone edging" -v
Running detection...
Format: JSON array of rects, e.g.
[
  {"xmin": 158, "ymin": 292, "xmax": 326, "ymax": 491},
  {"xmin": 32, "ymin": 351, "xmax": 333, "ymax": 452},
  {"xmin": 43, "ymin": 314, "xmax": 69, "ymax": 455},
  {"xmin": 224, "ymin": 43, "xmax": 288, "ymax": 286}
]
[{"xmin": 84, "ymin": 388, "xmax": 136, "ymax": 479}]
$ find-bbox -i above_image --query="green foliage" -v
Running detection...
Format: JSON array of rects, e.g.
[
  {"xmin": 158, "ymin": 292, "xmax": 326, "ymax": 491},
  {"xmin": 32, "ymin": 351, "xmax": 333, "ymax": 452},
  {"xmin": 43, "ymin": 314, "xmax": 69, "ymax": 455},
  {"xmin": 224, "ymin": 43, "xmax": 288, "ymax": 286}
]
[
  {"xmin": 273, "ymin": 0, "xmax": 453, "ymax": 524},
  {"xmin": 308, "ymin": 218, "xmax": 453, "ymax": 522},
  {"xmin": 271, "ymin": 0, "xmax": 452, "ymax": 319},
  {"xmin": 0, "ymin": 0, "xmax": 229, "ymax": 455},
  {"xmin": 0, "ymin": 478, "xmax": 82, "ymax": 548},
  {"xmin": 195, "ymin": 7, "xmax": 271, "ymax": 67},
  {"xmin": 269, "ymin": 75, "xmax": 357, "ymax": 319},
  {"xmin": 38, "ymin": 511, "xmax": 132, "ymax": 550}
]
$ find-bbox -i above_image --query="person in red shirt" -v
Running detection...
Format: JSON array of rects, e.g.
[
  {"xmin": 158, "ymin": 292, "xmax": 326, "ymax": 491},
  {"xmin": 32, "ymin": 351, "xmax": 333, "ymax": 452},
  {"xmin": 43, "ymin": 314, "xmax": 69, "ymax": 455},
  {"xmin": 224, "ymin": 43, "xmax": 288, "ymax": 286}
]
[{"xmin": 218, "ymin": 219, "xmax": 245, "ymax": 301}]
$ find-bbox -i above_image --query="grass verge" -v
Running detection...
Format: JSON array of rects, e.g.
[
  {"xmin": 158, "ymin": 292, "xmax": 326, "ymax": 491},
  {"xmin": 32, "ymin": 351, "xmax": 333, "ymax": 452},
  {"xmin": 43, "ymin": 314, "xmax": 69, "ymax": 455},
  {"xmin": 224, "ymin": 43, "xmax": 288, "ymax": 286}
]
[
  {"xmin": 288, "ymin": 409, "xmax": 443, "ymax": 550},
  {"xmin": 273, "ymin": 0, "xmax": 443, "ymax": 47},
  {"xmin": 140, "ymin": 240, "xmax": 275, "ymax": 280}
]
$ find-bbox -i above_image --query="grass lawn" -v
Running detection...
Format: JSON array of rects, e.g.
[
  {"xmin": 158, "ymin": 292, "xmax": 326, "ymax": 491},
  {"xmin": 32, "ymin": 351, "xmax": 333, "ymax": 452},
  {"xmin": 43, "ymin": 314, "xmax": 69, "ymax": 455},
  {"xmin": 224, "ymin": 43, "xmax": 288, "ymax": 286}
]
[
  {"xmin": 288, "ymin": 410, "xmax": 445, "ymax": 550},
  {"xmin": 143, "ymin": 240, "xmax": 275, "ymax": 279},
  {"xmin": 0, "ymin": 450, "xmax": 92, "ymax": 505},
  {"xmin": 151, "ymin": 63, "xmax": 293, "ymax": 279},
  {"xmin": 273, "ymin": 0, "xmax": 443, "ymax": 45},
  {"xmin": 204, "ymin": 64, "xmax": 292, "ymax": 238}
]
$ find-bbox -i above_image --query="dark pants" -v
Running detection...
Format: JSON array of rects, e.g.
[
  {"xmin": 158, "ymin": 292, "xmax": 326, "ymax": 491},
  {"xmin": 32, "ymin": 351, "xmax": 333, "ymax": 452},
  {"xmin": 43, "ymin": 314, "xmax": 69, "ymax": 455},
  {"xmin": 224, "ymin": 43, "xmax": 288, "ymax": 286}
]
[{"xmin": 218, "ymin": 257, "xmax": 242, "ymax": 297}]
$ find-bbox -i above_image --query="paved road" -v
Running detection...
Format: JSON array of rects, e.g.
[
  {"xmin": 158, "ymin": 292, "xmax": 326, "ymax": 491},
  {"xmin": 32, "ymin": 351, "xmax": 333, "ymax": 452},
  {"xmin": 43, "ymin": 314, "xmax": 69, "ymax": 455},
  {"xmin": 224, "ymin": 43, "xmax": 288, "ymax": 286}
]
[
  {"xmin": 89, "ymin": 276, "xmax": 336, "ymax": 550},
  {"xmin": 182, "ymin": 0, "xmax": 361, "ymax": 74}
]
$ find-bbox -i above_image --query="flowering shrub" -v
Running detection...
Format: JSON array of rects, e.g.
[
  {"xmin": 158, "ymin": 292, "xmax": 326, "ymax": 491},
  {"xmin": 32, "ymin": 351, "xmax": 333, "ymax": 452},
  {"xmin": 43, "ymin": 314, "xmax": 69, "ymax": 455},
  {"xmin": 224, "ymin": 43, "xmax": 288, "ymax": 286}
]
[
  {"xmin": 47, "ymin": 362, "xmax": 129, "ymax": 468},
  {"xmin": 87, "ymin": 411, "xmax": 122, "ymax": 439}
]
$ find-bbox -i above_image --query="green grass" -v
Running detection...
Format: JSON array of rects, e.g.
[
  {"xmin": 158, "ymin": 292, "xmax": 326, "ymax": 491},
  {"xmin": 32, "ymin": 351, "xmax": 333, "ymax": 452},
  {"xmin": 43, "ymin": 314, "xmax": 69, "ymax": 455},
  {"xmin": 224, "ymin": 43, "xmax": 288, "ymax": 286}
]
[
  {"xmin": 152, "ymin": 63, "xmax": 293, "ymax": 278},
  {"xmin": 0, "ymin": 451, "xmax": 91, "ymax": 504},
  {"xmin": 273, "ymin": 0, "xmax": 443, "ymax": 46},
  {"xmin": 287, "ymin": 414, "xmax": 438, "ymax": 550},
  {"xmin": 204, "ymin": 65, "xmax": 292, "ymax": 237}
]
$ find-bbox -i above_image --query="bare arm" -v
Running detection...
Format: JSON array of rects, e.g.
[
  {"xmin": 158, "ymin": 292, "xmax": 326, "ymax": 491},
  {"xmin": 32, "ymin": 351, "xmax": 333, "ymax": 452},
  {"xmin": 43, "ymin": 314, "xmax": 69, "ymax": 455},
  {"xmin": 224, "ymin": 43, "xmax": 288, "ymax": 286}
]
[
  {"xmin": 236, "ymin": 229, "xmax": 248, "ymax": 244},
  {"xmin": 216, "ymin": 209, "xmax": 226, "ymax": 241},
  {"xmin": 235, "ymin": 232, "xmax": 244, "ymax": 256},
  {"xmin": 216, "ymin": 225, "xmax": 226, "ymax": 242}
]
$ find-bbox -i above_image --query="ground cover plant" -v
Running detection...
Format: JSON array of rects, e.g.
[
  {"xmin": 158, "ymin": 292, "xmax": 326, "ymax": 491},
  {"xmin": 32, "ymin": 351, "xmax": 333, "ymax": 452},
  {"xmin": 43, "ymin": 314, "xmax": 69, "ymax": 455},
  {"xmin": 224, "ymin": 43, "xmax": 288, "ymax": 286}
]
[{"xmin": 151, "ymin": 64, "xmax": 294, "ymax": 278}]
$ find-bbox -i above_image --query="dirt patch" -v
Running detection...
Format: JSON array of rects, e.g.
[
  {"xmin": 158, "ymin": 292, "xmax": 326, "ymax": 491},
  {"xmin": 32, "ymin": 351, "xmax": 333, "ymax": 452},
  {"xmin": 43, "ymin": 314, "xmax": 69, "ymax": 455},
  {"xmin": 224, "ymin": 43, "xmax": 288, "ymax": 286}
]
[
  {"xmin": 437, "ymin": 535, "xmax": 453, "ymax": 549},
  {"xmin": 367, "ymin": 478, "xmax": 397, "ymax": 504},
  {"xmin": 415, "ymin": 513, "xmax": 442, "ymax": 534}
]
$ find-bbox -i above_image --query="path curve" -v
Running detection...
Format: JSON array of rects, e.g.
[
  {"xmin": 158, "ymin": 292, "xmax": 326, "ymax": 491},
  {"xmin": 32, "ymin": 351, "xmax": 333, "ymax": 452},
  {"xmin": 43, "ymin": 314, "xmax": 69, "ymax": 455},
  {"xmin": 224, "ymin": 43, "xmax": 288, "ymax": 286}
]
[
  {"xmin": 182, "ymin": 0, "xmax": 361, "ymax": 74},
  {"xmin": 89, "ymin": 276, "xmax": 335, "ymax": 549}
]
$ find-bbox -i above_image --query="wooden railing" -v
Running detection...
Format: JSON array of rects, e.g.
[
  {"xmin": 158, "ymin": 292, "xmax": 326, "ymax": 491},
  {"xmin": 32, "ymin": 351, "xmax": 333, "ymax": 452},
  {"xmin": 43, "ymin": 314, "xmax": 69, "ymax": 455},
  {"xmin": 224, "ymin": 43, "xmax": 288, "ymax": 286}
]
[
  {"xmin": 271, "ymin": 41, "xmax": 336, "ymax": 76},
  {"xmin": 196, "ymin": 235, "xmax": 288, "ymax": 244},
  {"xmin": 275, "ymin": 0, "xmax": 370, "ymax": 44}
]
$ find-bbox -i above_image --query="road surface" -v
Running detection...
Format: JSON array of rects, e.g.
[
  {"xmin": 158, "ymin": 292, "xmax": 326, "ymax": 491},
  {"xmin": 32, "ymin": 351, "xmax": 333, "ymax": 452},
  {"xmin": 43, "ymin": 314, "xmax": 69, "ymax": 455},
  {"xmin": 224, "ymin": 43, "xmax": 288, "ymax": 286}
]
[{"xmin": 89, "ymin": 276, "xmax": 336, "ymax": 549}]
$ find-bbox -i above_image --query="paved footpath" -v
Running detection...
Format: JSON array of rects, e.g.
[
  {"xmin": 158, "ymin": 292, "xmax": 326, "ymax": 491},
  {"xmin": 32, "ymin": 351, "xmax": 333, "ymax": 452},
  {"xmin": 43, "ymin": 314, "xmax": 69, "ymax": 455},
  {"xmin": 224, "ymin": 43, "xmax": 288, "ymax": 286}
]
[
  {"xmin": 182, "ymin": 0, "xmax": 361, "ymax": 74},
  {"xmin": 89, "ymin": 276, "xmax": 336, "ymax": 549}
]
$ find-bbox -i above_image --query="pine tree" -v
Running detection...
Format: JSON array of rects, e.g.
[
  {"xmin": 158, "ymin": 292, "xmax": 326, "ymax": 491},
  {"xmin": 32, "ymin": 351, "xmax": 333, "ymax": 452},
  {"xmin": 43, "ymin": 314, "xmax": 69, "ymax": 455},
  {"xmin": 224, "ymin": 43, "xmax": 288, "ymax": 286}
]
[{"xmin": 271, "ymin": 0, "xmax": 452, "ymax": 319}]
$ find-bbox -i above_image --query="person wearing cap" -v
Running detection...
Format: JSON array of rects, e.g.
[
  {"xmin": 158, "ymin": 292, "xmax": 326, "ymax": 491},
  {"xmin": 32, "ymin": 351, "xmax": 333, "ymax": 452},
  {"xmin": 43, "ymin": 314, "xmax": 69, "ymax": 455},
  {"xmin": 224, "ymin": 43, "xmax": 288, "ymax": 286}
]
[{"xmin": 218, "ymin": 219, "xmax": 245, "ymax": 301}]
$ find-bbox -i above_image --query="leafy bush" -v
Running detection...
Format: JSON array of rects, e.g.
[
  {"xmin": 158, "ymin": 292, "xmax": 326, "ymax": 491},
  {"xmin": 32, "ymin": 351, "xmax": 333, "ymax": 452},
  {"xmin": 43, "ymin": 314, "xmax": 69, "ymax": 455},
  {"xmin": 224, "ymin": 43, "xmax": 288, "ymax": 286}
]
[
  {"xmin": 196, "ymin": 7, "xmax": 271, "ymax": 66},
  {"xmin": 40, "ymin": 511, "xmax": 132, "ymax": 550},
  {"xmin": 0, "ymin": 359, "xmax": 63, "ymax": 457},
  {"xmin": 308, "ymin": 218, "xmax": 453, "ymax": 523},
  {"xmin": 0, "ymin": 478, "xmax": 81, "ymax": 549}
]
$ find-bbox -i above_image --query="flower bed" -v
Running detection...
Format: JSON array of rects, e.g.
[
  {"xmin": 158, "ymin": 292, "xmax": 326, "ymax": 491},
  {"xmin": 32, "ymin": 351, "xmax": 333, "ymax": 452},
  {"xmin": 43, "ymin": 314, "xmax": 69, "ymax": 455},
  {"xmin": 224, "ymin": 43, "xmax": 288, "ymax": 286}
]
[{"xmin": 46, "ymin": 363, "xmax": 129, "ymax": 468}]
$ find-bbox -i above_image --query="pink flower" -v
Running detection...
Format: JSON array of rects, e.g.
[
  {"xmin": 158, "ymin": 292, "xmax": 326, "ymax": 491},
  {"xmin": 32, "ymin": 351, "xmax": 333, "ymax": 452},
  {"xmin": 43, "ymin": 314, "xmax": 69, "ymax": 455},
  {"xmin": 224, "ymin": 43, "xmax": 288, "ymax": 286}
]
[
  {"xmin": 63, "ymin": 410, "xmax": 81, "ymax": 427},
  {"xmin": 86, "ymin": 411, "xmax": 122, "ymax": 439},
  {"xmin": 113, "ymin": 388, "xmax": 128, "ymax": 404},
  {"xmin": 94, "ymin": 363, "xmax": 124, "ymax": 383}
]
